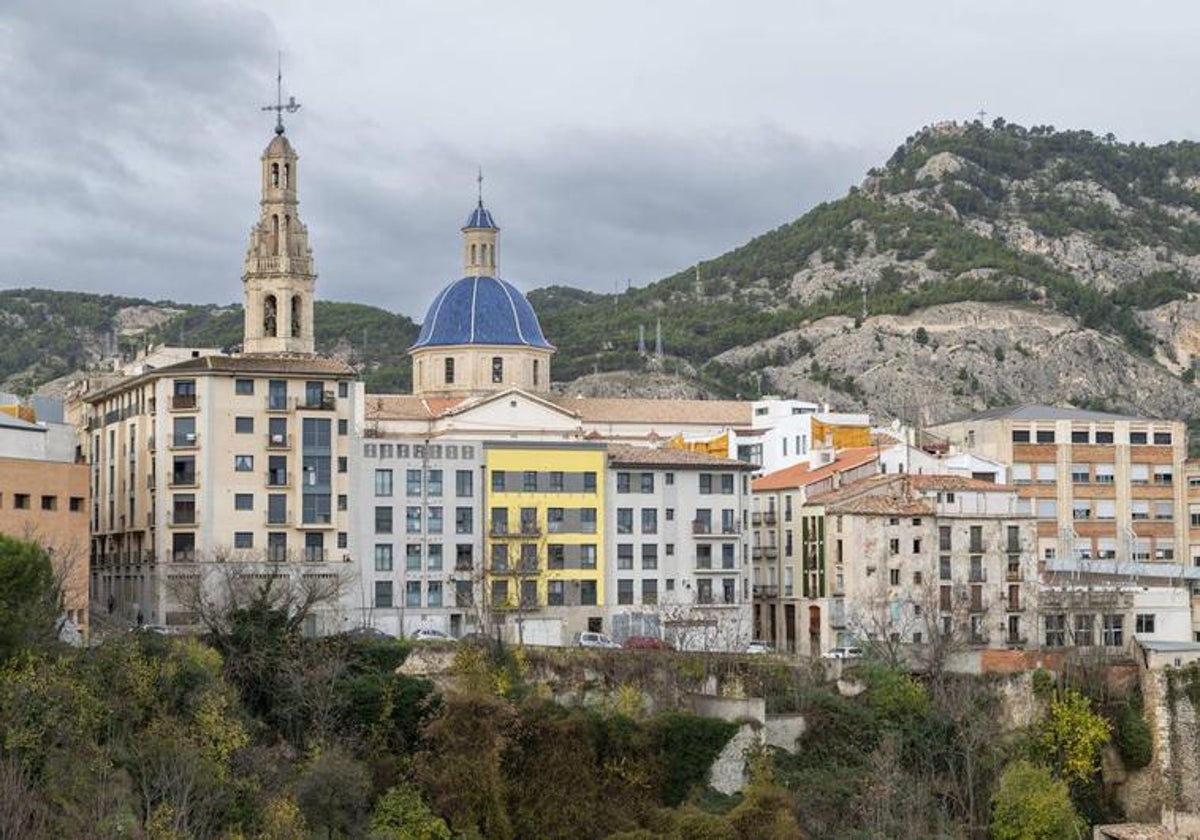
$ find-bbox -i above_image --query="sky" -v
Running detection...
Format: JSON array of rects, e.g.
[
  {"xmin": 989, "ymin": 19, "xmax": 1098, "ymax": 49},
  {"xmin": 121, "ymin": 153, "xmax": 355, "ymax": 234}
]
[{"xmin": 2, "ymin": 1, "xmax": 1199, "ymax": 320}]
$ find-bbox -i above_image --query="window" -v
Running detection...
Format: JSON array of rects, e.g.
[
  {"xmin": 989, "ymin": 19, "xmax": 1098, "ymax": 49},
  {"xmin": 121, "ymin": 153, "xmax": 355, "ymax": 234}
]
[
  {"xmin": 617, "ymin": 544, "xmax": 634, "ymax": 569},
  {"xmin": 456, "ymin": 470, "xmax": 474, "ymax": 497},
  {"xmin": 428, "ymin": 543, "xmax": 443, "ymax": 570},
  {"xmin": 235, "ymin": 379, "xmax": 254, "ymax": 395},
  {"xmin": 617, "ymin": 508, "xmax": 633, "ymax": 534},
  {"xmin": 375, "ymin": 469, "xmax": 393, "ymax": 497},
  {"xmin": 491, "ymin": 470, "xmax": 505, "ymax": 492},
  {"xmin": 721, "ymin": 474, "xmax": 734, "ymax": 494},
  {"xmin": 1074, "ymin": 614, "xmax": 1094, "ymax": 647},
  {"xmin": 1136, "ymin": 613, "xmax": 1156, "ymax": 635},
  {"xmin": 939, "ymin": 555, "xmax": 951, "ymax": 580},
  {"xmin": 642, "ymin": 544, "xmax": 658, "ymax": 570},
  {"xmin": 617, "ymin": 472, "xmax": 631, "ymax": 493},
  {"xmin": 889, "ymin": 538, "xmax": 900, "ymax": 555},
  {"xmin": 444, "ymin": 358, "xmax": 455, "ymax": 384},
  {"xmin": 456, "ymin": 507, "xmax": 473, "ymax": 534},
  {"xmin": 1070, "ymin": 464, "xmax": 1089, "ymax": 483},
  {"xmin": 1131, "ymin": 464, "xmax": 1150, "ymax": 484},
  {"xmin": 234, "ymin": 493, "xmax": 254, "ymax": 511},
  {"xmin": 427, "ymin": 507, "xmax": 444, "ymax": 533},
  {"xmin": 580, "ymin": 508, "xmax": 597, "ymax": 533},
  {"xmin": 938, "ymin": 526, "xmax": 952, "ymax": 551},
  {"xmin": 427, "ymin": 470, "xmax": 444, "ymax": 496},
  {"xmin": 522, "ymin": 471, "xmax": 537, "ymax": 491},
  {"xmin": 642, "ymin": 579, "xmax": 658, "ymax": 605},
  {"xmin": 406, "ymin": 544, "xmax": 421, "ymax": 571},
  {"xmin": 641, "ymin": 508, "xmax": 658, "ymax": 534},
  {"xmin": 699, "ymin": 474, "xmax": 713, "ymax": 494},
  {"xmin": 1045, "ymin": 614, "xmax": 1066, "ymax": 647},
  {"xmin": 1094, "ymin": 464, "xmax": 1114, "ymax": 484},
  {"xmin": 406, "ymin": 470, "xmax": 422, "ymax": 496},
  {"xmin": 375, "ymin": 507, "xmax": 393, "ymax": 534},
  {"xmin": 640, "ymin": 473, "xmax": 654, "ymax": 493},
  {"xmin": 235, "ymin": 416, "xmax": 254, "ymax": 434},
  {"xmin": 234, "ymin": 532, "xmax": 253, "ymax": 549},
  {"xmin": 1154, "ymin": 431, "xmax": 1172, "ymax": 445},
  {"xmin": 492, "ymin": 356, "xmax": 504, "ymax": 383},
  {"xmin": 889, "ymin": 568, "xmax": 901, "ymax": 586},
  {"xmin": 1071, "ymin": 429, "xmax": 1089, "ymax": 444},
  {"xmin": 1036, "ymin": 498, "xmax": 1058, "ymax": 518},
  {"xmin": 1035, "ymin": 430, "xmax": 1055, "ymax": 444},
  {"xmin": 583, "ymin": 472, "xmax": 597, "ymax": 492},
  {"xmin": 40, "ymin": 495, "xmax": 56, "ymax": 511},
  {"xmin": 1130, "ymin": 431, "xmax": 1147, "ymax": 444},
  {"xmin": 617, "ymin": 579, "xmax": 634, "ymax": 605},
  {"xmin": 1103, "ymin": 614, "xmax": 1125, "ymax": 647},
  {"xmin": 580, "ymin": 580, "xmax": 598, "ymax": 606},
  {"xmin": 375, "ymin": 544, "xmax": 394, "ymax": 571},
  {"xmin": 912, "ymin": 538, "xmax": 922, "ymax": 554},
  {"xmin": 374, "ymin": 581, "xmax": 393, "ymax": 609},
  {"xmin": 69, "ymin": 496, "xmax": 84, "ymax": 512},
  {"xmin": 1154, "ymin": 465, "xmax": 1174, "ymax": 485},
  {"xmin": 1011, "ymin": 429, "xmax": 1031, "ymax": 443},
  {"xmin": 234, "ymin": 455, "xmax": 253, "ymax": 472},
  {"xmin": 1095, "ymin": 430, "xmax": 1114, "ymax": 444},
  {"xmin": 1072, "ymin": 502, "xmax": 1091, "ymax": 521}
]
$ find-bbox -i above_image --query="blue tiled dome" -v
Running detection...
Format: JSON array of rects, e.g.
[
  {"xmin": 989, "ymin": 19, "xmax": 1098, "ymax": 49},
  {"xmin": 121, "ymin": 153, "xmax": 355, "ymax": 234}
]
[
  {"xmin": 411, "ymin": 277, "xmax": 554, "ymax": 350},
  {"xmin": 463, "ymin": 203, "xmax": 498, "ymax": 230}
]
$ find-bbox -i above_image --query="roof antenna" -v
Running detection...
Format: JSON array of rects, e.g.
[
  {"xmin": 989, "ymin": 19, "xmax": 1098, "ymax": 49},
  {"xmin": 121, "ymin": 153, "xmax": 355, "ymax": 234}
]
[{"xmin": 262, "ymin": 51, "xmax": 301, "ymax": 135}]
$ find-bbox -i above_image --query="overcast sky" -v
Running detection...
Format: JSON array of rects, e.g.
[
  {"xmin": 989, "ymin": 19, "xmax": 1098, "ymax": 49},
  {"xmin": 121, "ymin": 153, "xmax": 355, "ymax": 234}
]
[{"xmin": 2, "ymin": 1, "xmax": 1199, "ymax": 320}]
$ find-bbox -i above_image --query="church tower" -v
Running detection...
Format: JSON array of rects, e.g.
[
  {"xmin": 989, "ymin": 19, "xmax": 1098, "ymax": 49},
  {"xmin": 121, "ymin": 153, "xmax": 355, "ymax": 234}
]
[{"xmin": 242, "ymin": 124, "xmax": 316, "ymax": 355}]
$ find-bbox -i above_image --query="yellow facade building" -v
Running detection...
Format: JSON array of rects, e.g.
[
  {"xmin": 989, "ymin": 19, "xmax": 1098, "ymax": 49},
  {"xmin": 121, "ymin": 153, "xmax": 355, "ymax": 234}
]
[{"xmin": 484, "ymin": 442, "xmax": 607, "ymax": 639}]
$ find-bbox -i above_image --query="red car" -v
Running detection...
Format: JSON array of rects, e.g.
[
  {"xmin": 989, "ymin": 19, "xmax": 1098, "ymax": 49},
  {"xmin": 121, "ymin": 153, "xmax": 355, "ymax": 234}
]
[{"xmin": 622, "ymin": 636, "xmax": 674, "ymax": 651}]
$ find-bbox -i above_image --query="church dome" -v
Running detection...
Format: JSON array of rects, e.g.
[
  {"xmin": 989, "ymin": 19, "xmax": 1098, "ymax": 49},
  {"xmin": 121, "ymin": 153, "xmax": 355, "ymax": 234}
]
[{"xmin": 411, "ymin": 276, "xmax": 553, "ymax": 350}]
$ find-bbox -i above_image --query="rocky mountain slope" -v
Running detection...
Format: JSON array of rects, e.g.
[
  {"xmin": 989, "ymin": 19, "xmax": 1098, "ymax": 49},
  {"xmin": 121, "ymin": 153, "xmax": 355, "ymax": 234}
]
[{"xmin": 533, "ymin": 120, "xmax": 1200, "ymax": 421}]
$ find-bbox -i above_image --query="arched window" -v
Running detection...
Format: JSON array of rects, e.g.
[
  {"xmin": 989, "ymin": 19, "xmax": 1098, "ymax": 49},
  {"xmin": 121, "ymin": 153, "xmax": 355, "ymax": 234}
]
[
  {"xmin": 263, "ymin": 295, "xmax": 278, "ymax": 337},
  {"xmin": 283, "ymin": 163, "xmax": 290, "ymax": 189},
  {"xmin": 284, "ymin": 215, "xmax": 290, "ymax": 256},
  {"xmin": 491, "ymin": 356, "xmax": 503, "ymax": 384},
  {"xmin": 271, "ymin": 163, "xmax": 280, "ymax": 187},
  {"xmin": 291, "ymin": 294, "xmax": 302, "ymax": 337},
  {"xmin": 533, "ymin": 359, "xmax": 540, "ymax": 386},
  {"xmin": 271, "ymin": 214, "xmax": 280, "ymax": 256},
  {"xmin": 470, "ymin": 244, "xmax": 477, "ymax": 263},
  {"xmin": 444, "ymin": 358, "xmax": 455, "ymax": 384},
  {"xmin": 482, "ymin": 243, "xmax": 489, "ymax": 265}
]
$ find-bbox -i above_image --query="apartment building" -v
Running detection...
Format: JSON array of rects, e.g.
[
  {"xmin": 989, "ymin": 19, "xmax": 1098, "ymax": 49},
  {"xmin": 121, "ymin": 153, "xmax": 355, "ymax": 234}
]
[
  {"xmin": 930, "ymin": 406, "xmax": 1188, "ymax": 580},
  {"xmin": 806, "ymin": 474, "xmax": 1039, "ymax": 658},
  {"xmin": 482, "ymin": 442, "xmax": 608, "ymax": 643},
  {"xmin": 82, "ymin": 123, "xmax": 364, "ymax": 633},
  {"xmin": 0, "ymin": 410, "xmax": 89, "ymax": 639},
  {"xmin": 749, "ymin": 447, "xmax": 880, "ymax": 650},
  {"xmin": 606, "ymin": 445, "xmax": 754, "ymax": 650},
  {"xmin": 351, "ymin": 436, "xmax": 483, "ymax": 637}
]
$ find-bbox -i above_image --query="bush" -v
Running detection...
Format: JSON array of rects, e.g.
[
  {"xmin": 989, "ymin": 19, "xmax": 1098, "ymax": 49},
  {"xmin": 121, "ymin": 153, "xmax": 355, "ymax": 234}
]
[
  {"xmin": 990, "ymin": 760, "xmax": 1085, "ymax": 840},
  {"xmin": 1115, "ymin": 703, "xmax": 1153, "ymax": 770}
]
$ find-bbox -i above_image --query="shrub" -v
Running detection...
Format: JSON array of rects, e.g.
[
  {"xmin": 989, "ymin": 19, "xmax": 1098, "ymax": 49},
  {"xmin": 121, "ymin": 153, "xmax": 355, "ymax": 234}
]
[{"xmin": 1115, "ymin": 703, "xmax": 1153, "ymax": 770}]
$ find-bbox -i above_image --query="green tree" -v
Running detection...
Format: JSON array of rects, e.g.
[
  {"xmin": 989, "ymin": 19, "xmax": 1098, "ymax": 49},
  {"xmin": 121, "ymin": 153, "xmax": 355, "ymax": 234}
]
[
  {"xmin": 989, "ymin": 760, "xmax": 1084, "ymax": 840},
  {"xmin": 295, "ymin": 747, "xmax": 373, "ymax": 840},
  {"xmin": 369, "ymin": 783, "xmax": 452, "ymax": 840},
  {"xmin": 0, "ymin": 534, "xmax": 62, "ymax": 661},
  {"xmin": 1035, "ymin": 689, "xmax": 1112, "ymax": 785}
]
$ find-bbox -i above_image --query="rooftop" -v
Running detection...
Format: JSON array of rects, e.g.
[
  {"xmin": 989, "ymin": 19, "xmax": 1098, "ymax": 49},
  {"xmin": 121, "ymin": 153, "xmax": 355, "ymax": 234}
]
[
  {"xmin": 410, "ymin": 276, "xmax": 553, "ymax": 351},
  {"xmin": 85, "ymin": 353, "xmax": 355, "ymax": 402},
  {"xmin": 937, "ymin": 404, "xmax": 1153, "ymax": 424},
  {"xmin": 463, "ymin": 202, "xmax": 498, "ymax": 230},
  {"xmin": 751, "ymin": 446, "xmax": 879, "ymax": 492},
  {"xmin": 607, "ymin": 443, "xmax": 753, "ymax": 470},
  {"xmin": 908, "ymin": 475, "xmax": 1015, "ymax": 492}
]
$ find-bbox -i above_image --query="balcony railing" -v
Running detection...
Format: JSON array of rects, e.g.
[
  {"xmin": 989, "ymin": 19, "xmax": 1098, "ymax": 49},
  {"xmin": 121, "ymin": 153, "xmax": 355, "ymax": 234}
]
[
  {"xmin": 265, "ymin": 512, "xmax": 290, "ymax": 526},
  {"xmin": 267, "ymin": 548, "xmax": 289, "ymax": 563},
  {"xmin": 968, "ymin": 569, "xmax": 987, "ymax": 583},
  {"xmin": 266, "ymin": 396, "xmax": 291, "ymax": 412},
  {"xmin": 169, "ymin": 472, "xmax": 199, "ymax": 488},
  {"xmin": 752, "ymin": 546, "xmax": 779, "ymax": 560},
  {"xmin": 751, "ymin": 511, "xmax": 778, "ymax": 527},
  {"xmin": 490, "ymin": 524, "xmax": 541, "ymax": 538},
  {"xmin": 169, "ymin": 394, "xmax": 198, "ymax": 411},
  {"xmin": 303, "ymin": 547, "xmax": 328, "ymax": 563},
  {"xmin": 301, "ymin": 513, "xmax": 334, "ymax": 527},
  {"xmin": 171, "ymin": 550, "xmax": 197, "ymax": 562},
  {"xmin": 455, "ymin": 560, "xmax": 474, "ymax": 572},
  {"xmin": 170, "ymin": 433, "xmax": 199, "ymax": 449},
  {"xmin": 752, "ymin": 584, "xmax": 779, "ymax": 599},
  {"xmin": 168, "ymin": 509, "xmax": 197, "ymax": 527},
  {"xmin": 265, "ymin": 471, "xmax": 291, "ymax": 487},
  {"xmin": 300, "ymin": 393, "xmax": 337, "ymax": 411},
  {"xmin": 1006, "ymin": 566, "xmax": 1022, "ymax": 582}
]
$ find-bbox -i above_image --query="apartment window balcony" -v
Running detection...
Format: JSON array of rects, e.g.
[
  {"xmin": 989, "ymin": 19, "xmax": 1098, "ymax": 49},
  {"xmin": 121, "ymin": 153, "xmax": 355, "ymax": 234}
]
[
  {"xmin": 168, "ymin": 509, "xmax": 197, "ymax": 527},
  {"xmin": 752, "ymin": 546, "xmax": 779, "ymax": 561},
  {"xmin": 303, "ymin": 547, "xmax": 328, "ymax": 563},
  {"xmin": 1007, "ymin": 597, "xmax": 1023, "ymax": 612},
  {"xmin": 455, "ymin": 560, "xmax": 474, "ymax": 572},
  {"xmin": 266, "ymin": 471, "xmax": 291, "ymax": 487},
  {"xmin": 300, "ymin": 513, "xmax": 334, "ymax": 527},
  {"xmin": 489, "ymin": 523, "xmax": 541, "ymax": 538},
  {"xmin": 266, "ymin": 433, "xmax": 291, "ymax": 449},
  {"xmin": 300, "ymin": 392, "xmax": 337, "ymax": 411},
  {"xmin": 1006, "ymin": 564, "xmax": 1022, "ymax": 582},
  {"xmin": 969, "ymin": 568, "xmax": 987, "ymax": 583},
  {"xmin": 265, "ymin": 512, "xmax": 290, "ymax": 527},
  {"xmin": 169, "ymin": 395, "xmax": 198, "ymax": 411},
  {"xmin": 1005, "ymin": 635, "xmax": 1028, "ymax": 647},
  {"xmin": 751, "ymin": 511, "xmax": 777, "ymax": 527},
  {"xmin": 171, "ymin": 550, "xmax": 196, "ymax": 562},
  {"xmin": 267, "ymin": 547, "xmax": 288, "ymax": 563},
  {"xmin": 169, "ymin": 471, "xmax": 199, "ymax": 488},
  {"xmin": 170, "ymin": 433, "xmax": 199, "ymax": 449},
  {"xmin": 752, "ymin": 584, "xmax": 779, "ymax": 599}
]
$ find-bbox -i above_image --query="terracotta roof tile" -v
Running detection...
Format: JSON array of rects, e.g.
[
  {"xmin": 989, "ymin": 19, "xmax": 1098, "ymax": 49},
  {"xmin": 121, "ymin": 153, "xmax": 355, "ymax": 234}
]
[
  {"xmin": 909, "ymin": 475, "xmax": 1015, "ymax": 492},
  {"xmin": 607, "ymin": 444, "xmax": 753, "ymax": 470},
  {"xmin": 828, "ymin": 494, "xmax": 935, "ymax": 516},
  {"xmin": 751, "ymin": 446, "xmax": 879, "ymax": 492}
]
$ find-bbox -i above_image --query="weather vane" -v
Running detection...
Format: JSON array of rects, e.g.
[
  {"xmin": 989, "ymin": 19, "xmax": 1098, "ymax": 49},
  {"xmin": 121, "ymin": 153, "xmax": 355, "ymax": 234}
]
[{"xmin": 262, "ymin": 52, "xmax": 301, "ymax": 135}]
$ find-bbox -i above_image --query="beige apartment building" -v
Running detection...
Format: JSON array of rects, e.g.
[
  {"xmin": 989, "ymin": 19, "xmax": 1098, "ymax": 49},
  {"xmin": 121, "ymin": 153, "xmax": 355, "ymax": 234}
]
[
  {"xmin": 83, "ymin": 123, "xmax": 363, "ymax": 631},
  {"xmin": 930, "ymin": 406, "xmax": 1188, "ymax": 579}
]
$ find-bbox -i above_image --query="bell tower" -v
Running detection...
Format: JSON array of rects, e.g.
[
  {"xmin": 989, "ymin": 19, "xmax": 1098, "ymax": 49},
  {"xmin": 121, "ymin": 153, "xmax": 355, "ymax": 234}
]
[
  {"xmin": 242, "ymin": 69, "xmax": 316, "ymax": 355},
  {"xmin": 462, "ymin": 169, "xmax": 499, "ymax": 278}
]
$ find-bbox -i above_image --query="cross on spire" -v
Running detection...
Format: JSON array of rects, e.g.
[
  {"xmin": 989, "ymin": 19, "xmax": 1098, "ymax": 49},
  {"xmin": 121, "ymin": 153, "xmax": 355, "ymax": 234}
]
[
  {"xmin": 262, "ymin": 52, "xmax": 301, "ymax": 135},
  {"xmin": 477, "ymin": 166, "xmax": 484, "ymax": 205},
  {"xmin": 976, "ymin": 107, "xmax": 988, "ymax": 123}
]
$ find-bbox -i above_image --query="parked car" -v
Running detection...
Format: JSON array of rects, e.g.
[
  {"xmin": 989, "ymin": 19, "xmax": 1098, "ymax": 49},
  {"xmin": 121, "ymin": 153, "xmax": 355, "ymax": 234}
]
[
  {"xmin": 573, "ymin": 631, "xmax": 621, "ymax": 649},
  {"xmin": 822, "ymin": 646, "xmax": 864, "ymax": 660},
  {"xmin": 623, "ymin": 635, "xmax": 674, "ymax": 651},
  {"xmin": 411, "ymin": 627, "xmax": 454, "ymax": 642},
  {"xmin": 745, "ymin": 640, "xmax": 774, "ymax": 655}
]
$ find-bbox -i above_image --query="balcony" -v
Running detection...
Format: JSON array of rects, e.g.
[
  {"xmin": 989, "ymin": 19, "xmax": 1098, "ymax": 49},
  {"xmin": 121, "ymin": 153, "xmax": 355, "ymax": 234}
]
[
  {"xmin": 490, "ymin": 524, "xmax": 541, "ymax": 538},
  {"xmin": 1006, "ymin": 597, "xmax": 1024, "ymax": 612},
  {"xmin": 968, "ymin": 569, "xmax": 988, "ymax": 583},
  {"xmin": 1005, "ymin": 565, "xmax": 1022, "ymax": 582},
  {"xmin": 265, "ymin": 512, "xmax": 290, "ymax": 527},
  {"xmin": 265, "ymin": 471, "xmax": 291, "ymax": 488},
  {"xmin": 266, "ymin": 433, "xmax": 291, "ymax": 449},
  {"xmin": 266, "ymin": 548, "xmax": 289, "ymax": 563},
  {"xmin": 751, "ymin": 511, "xmax": 777, "ymax": 527},
  {"xmin": 454, "ymin": 560, "xmax": 474, "ymax": 572},
  {"xmin": 171, "ymin": 550, "xmax": 197, "ymax": 563},
  {"xmin": 303, "ymin": 547, "xmax": 328, "ymax": 563},
  {"xmin": 300, "ymin": 513, "xmax": 334, "ymax": 528},
  {"xmin": 692, "ymin": 521, "xmax": 735, "ymax": 538},
  {"xmin": 300, "ymin": 392, "xmax": 337, "ymax": 411},
  {"xmin": 168, "ymin": 509, "xmax": 197, "ymax": 527},
  {"xmin": 752, "ymin": 584, "xmax": 779, "ymax": 599},
  {"xmin": 168, "ymin": 471, "xmax": 199, "ymax": 488},
  {"xmin": 169, "ymin": 394, "xmax": 198, "ymax": 412},
  {"xmin": 266, "ymin": 397, "xmax": 292, "ymax": 412},
  {"xmin": 1005, "ymin": 635, "xmax": 1029, "ymax": 648},
  {"xmin": 170, "ymin": 433, "xmax": 199, "ymax": 449},
  {"xmin": 752, "ymin": 546, "xmax": 779, "ymax": 561}
]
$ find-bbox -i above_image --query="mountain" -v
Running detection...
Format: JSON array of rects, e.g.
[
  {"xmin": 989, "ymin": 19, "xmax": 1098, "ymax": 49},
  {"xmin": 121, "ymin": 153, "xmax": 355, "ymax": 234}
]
[
  {"xmin": 533, "ymin": 120, "xmax": 1200, "ymax": 425},
  {"xmin": 0, "ymin": 290, "xmax": 418, "ymax": 396},
  {"xmin": 9, "ymin": 120, "xmax": 1200, "ymax": 426}
]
